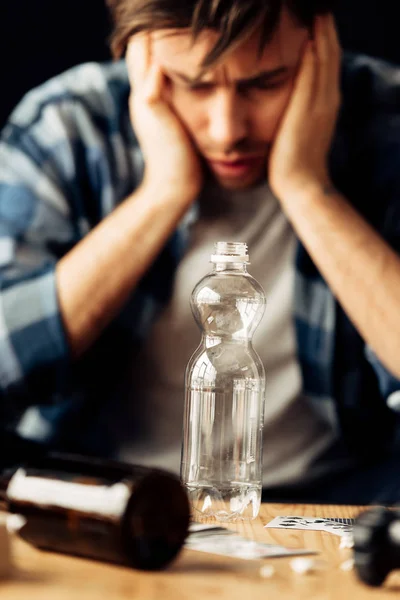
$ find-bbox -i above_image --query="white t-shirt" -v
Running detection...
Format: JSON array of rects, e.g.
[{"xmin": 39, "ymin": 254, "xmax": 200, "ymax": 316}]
[{"xmin": 118, "ymin": 182, "xmax": 351, "ymax": 488}]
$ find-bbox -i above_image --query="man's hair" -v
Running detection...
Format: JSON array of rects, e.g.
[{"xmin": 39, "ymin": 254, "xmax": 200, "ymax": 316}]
[{"xmin": 106, "ymin": 0, "xmax": 334, "ymax": 68}]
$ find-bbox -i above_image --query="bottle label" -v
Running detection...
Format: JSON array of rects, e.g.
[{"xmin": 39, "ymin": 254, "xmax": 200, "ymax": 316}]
[{"xmin": 7, "ymin": 468, "xmax": 131, "ymax": 519}]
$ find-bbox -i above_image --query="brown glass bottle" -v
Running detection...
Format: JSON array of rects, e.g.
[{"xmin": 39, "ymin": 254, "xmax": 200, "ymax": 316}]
[{"xmin": 3, "ymin": 453, "xmax": 190, "ymax": 571}]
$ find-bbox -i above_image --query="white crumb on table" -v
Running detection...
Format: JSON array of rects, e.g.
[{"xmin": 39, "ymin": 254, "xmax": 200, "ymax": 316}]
[
  {"xmin": 290, "ymin": 557, "xmax": 327, "ymax": 575},
  {"xmin": 259, "ymin": 564, "xmax": 276, "ymax": 578},
  {"xmin": 340, "ymin": 558, "xmax": 355, "ymax": 572},
  {"xmin": 339, "ymin": 533, "xmax": 354, "ymax": 549}
]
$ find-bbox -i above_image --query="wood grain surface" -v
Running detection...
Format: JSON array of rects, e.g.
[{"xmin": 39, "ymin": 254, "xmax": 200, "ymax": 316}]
[{"xmin": 0, "ymin": 504, "xmax": 399, "ymax": 599}]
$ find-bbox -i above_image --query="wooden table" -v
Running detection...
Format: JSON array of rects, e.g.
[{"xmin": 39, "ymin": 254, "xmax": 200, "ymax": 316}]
[{"xmin": 0, "ymin": 503, "xmax": 399, "ymax": 599}]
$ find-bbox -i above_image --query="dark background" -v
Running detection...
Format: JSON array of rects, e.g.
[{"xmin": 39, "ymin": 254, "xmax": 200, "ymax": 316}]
[{"xmin": 1, "ymin": 0, "xmax": 399, "ymax": 130}]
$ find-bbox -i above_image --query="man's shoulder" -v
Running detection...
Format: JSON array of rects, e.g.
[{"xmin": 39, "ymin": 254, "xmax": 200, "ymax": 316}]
[
  {"xmin": 338, "ymin": 53, "xmax": 400, "ymax": 172},
  {"xmin": 0, "ymin": 61, "xmax": 140, "ymax": 221},
  {"xmin": 334, "ymin": 54, "xmax": 400, "ymax": 223},
  {"xmin": 4, "ymin": 60, "xmax": 131, "ymax": 134},
  {"xmin": 341, "ymin": 53, "xmax": 400, "ymax": 118}
]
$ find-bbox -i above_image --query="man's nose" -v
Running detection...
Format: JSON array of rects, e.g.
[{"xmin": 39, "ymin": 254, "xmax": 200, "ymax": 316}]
[{"xmin": 206, "ymin": 89, "xmax": 248, "ymax": 151}]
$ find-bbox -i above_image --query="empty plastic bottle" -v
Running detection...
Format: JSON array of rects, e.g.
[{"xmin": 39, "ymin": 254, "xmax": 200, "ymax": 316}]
[{"xmin": 181, "ymin": 241, "xmax": 266, "ymax": 522}]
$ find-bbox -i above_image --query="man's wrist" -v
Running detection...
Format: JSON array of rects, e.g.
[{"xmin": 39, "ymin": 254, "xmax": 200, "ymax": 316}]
[
  {"xmin": 277, "ymin": 175, "xmax": 337, "ymax": 206},
  {"xmin": 134, "ymin": 178, "xmax": 198, "ymax": 209}
]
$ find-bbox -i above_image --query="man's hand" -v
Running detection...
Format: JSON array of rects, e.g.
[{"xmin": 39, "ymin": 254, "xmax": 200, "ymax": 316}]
[
  {"xmin": 265, "ymin": 14, "xmax": 400, "ymax": 379},
  {"xmin": 268, "ymin": 14, "xmax": 342, "ymax": 201},
  {"xmin": 126, "ymin": 35, "xmax": 203, "ymax": 204}
]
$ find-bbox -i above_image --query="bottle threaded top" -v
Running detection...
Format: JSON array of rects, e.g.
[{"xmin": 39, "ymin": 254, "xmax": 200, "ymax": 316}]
[{"xmin": 211, "ymin": 241, "xmax": 249, "ymax": 263}]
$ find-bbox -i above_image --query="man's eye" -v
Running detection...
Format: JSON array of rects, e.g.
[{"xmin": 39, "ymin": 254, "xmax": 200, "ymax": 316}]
[
  {"xmin": 241, "ymin": 79, "xmax": 287, "ymax": 93},
  {"xmin": 187, "ymin": 82, "xmax": 214, "ymax": 92}
]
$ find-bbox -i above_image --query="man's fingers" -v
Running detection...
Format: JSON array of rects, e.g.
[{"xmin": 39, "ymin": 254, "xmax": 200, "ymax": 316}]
[
  {"xmin": 127, "ymin": 33, "xmax": 166, "ymax": 105},
  {"xmin": 314, "ymin": 15, "xmax": 329, "ymax": 65},
  {"xmin": 289, "ymin": 40, "xmax": 317, "ymax": 117},
  {"xmin": 315, "ymin": 14, "xmax": 341, "ymax": 109},
  {"xmin": 326, "ymin": 13, "xmax": 342, "ymax": 86},
  {"xmin": 143, "ymin": 63, "xmax": 165, "ymax": 103},
  {"xmin": 326, "ymin": 13, "xmax": 342, "ymax": 62},
  {"xmin": 126, "ymin": 34, "xmax": 151, "ymax": 91}
]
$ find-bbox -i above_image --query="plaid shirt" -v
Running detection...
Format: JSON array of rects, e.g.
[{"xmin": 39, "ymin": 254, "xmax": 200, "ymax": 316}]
[{"xmin": 0, "ymin": 53, "xmax": 399, "ymax": 460}]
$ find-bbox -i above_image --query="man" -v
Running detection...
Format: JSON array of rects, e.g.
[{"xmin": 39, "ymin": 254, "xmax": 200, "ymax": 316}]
[{"xmin": 0, "ymin": 0, "xmax": 400, "ymax": 504}]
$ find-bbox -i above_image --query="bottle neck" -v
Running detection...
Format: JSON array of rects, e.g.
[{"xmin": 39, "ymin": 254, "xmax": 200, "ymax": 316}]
[{"xmin": 213, "ymin": 262, "xmax": 248, "ymax": 273}]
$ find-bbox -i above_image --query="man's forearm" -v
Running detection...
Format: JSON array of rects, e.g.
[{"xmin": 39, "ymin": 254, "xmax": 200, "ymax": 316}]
[
  {"xmin": 280, "ymin": 182, "xmax": 400, "ymax": 378},
  {"xmin": 56, "ymin": 184, "xmax": 194, "ymax": 358}
]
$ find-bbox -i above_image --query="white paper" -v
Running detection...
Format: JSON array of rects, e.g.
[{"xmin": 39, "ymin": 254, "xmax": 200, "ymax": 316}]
[
  {"xmin": 187, "ymin": 523, "xmax": 315, "ymax": 560},
  {"xmin": 265, "ymin": 516, "xmax": 354, "ymax": 537}
]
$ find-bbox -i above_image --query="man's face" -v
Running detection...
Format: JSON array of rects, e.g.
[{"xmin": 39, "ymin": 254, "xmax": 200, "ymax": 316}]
[{"xmin": 152, "ymin": 9, "xmax": 309, "ymax": 190}]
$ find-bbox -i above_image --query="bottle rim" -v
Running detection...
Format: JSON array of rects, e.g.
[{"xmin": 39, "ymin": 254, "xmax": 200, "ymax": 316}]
[{"xmin": 211, "ymin": 241, "xmax": 249, "ymax": 263}]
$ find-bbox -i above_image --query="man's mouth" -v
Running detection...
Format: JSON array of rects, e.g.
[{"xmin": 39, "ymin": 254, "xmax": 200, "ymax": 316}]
[{"xmin": 206, "ymin": 156, "xmax": 265, "ymax": 179}]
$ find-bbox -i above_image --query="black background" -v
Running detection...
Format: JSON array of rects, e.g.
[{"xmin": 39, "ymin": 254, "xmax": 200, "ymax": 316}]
[{"xmin": 0, "ymin": 0, "xmax": 399, "ymax": 129}]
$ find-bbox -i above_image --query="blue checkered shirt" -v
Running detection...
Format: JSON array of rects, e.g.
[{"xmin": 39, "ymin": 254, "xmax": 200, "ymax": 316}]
[{"xmin": 0, "ymin": 53, "xmax": 400, "ymax": 460}]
